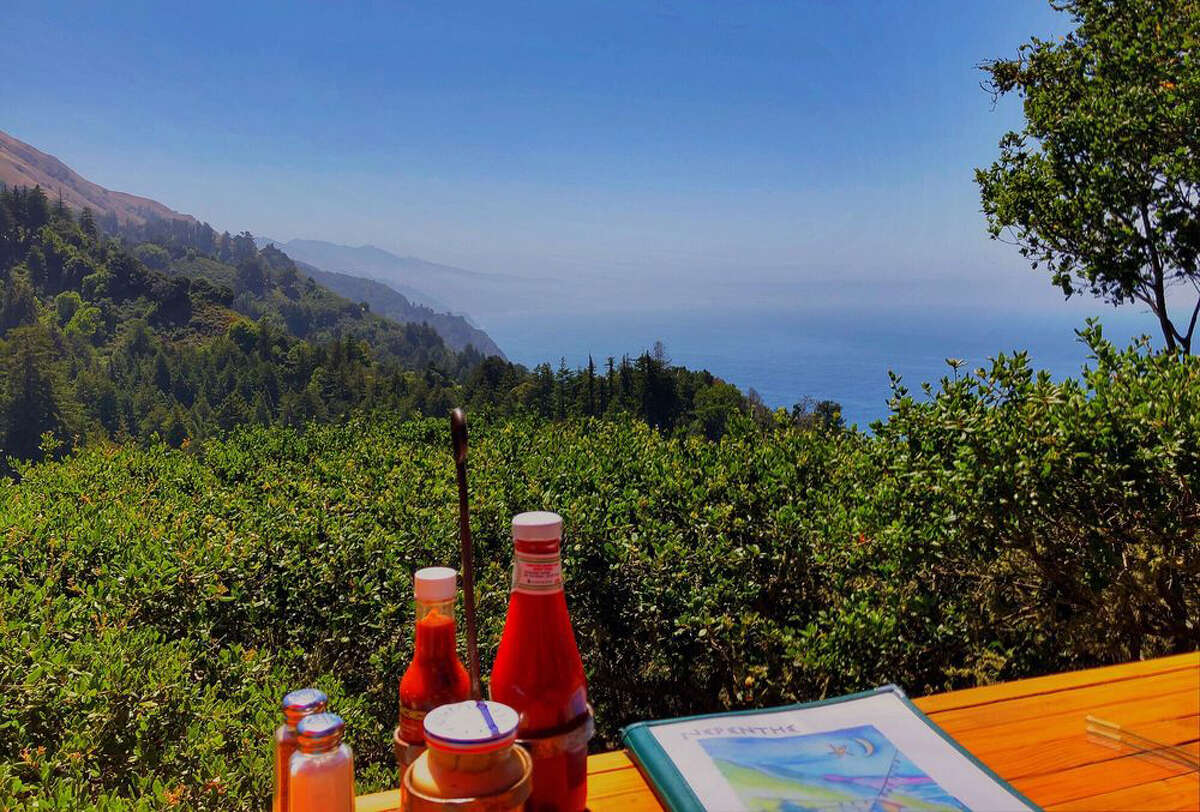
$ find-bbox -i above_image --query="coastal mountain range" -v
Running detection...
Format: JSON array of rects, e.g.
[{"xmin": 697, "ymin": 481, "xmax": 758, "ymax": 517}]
[
  {"xmin": 255, "ymin": 238, "xmax": 456, "ymax": 312},
  {"xmin": 291, "ymin": 260, "xmax": 504, "ymax": 357},
  {"xmin": 0, "ymin": 128, "xmax": 502, "ymax": 355},
  {"xmin": 0, "ymin": 130, "xmax": 195, "ymax": 227},
  {"xmin": 269, "ymin": 238, "xmax": 544, "ymax": 322}
]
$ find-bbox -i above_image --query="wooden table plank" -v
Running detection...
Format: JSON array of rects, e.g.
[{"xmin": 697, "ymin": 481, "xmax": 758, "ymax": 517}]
[
  {"xmin": 355, "ymin": 789, "xmax": 401, "ymax": 812},
  {"xmin": 1045, "ymin": 773, "xmax": 1200, "ymax": 811},
  {"xmin": 926, "ymin": 667, "xmax": 1199, "ymax": 733},
  {"xmin": 932, "ymin": 687, "xmax": 1199, "ymax": 772},
  {"xmin": 968, "ymin": 721, "xmax": 1199, "ymax": 793},
  {"xmin": 584, "ymin": 750, "xmax": 636, "ymax": 773},
  {"xmin": 586, "ymin": 790, "xmax": 666, "ymax": 811},
  {"xmin": 586, "ymin": 769, "xmax": 666, "ymax": 812},
  {"xmin": 1012, "ymin": 745, "xmax": 1200, "ymax": 807},
  {"xmin": 355, "ymin": 653, "xmax": 1200, "ymax": 810},
  {"xmin": 919, "ymin": 655, "xmax": 1199, "ymax": 809},
  {"xmin": 915, "ymin": 652, "xmax": 1198, "ymax": 714}
]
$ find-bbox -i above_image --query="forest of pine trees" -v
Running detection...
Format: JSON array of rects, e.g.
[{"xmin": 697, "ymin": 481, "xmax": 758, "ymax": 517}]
[{"xmin": 0, "ymin": 183, "xmax": 837, "ymax": 468}]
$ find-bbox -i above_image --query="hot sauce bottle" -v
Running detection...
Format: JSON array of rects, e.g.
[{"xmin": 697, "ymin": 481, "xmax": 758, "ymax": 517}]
[
  {"xmin": 273, "ymin": 688, "xmax": 328, "ymax": 812},
  {"xmin": 288, "ymin": 712, "xmax": 355, "ymax": 812},
  {"xmin": 490, "ymin": 511, "xmax": 590, "ymax": 812},
  {"xmin": 398, "ymin": 567, "xmax": 472, "ymax": 766}
]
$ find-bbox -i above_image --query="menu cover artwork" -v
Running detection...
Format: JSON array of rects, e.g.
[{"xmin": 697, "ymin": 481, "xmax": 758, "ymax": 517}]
[{"xmin": 621, "ymin": 686, "xmax": 1037, "ymax": 812}]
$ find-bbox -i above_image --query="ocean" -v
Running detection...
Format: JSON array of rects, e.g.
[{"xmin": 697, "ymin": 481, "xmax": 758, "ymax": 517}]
[{"xmin": 480, "ymin": 305, "xmax": 1153, "ymax": 429}]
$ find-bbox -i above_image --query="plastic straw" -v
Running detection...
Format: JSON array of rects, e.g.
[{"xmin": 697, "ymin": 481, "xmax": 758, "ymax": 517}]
[{"xmin": 1085, "ymin": 715, "xmax": 1199, "ymax": 771}]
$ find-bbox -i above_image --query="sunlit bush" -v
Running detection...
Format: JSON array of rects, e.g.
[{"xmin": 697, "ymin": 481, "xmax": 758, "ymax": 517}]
[{"xmin": 1, "ymin": 327, "xmax": 1196, "ymax": 808}]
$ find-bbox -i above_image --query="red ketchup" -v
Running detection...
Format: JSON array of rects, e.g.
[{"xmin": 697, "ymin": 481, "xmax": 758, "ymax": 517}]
[
  {"xmin": 398, "ymin": 567, "xmax": 471, "ymax": 765},
  {"xmin": 490, "ymin": 511, "xmax": 589, "ymax": 812}
]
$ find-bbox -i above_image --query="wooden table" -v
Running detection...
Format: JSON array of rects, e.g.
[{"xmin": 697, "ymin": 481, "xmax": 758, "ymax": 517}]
[{"xmin": 357, "ymin": 652, "xmax": 1199, "ymax": 810}]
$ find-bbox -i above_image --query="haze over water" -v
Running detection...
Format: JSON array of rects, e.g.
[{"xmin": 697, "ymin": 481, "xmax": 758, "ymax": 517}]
[{"xmin": 485, "ymin": 305, "xmax": 1151, "ymax": 429}]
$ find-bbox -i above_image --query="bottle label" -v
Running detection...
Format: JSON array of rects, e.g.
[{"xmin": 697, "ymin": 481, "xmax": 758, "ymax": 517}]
[
  {"xmin": 512, "ymin": 550, "xmax": 563, "ymax": 594},
  {"xmin": 399, "ymin": 706, "xmax": 426, "ymax": 743}
]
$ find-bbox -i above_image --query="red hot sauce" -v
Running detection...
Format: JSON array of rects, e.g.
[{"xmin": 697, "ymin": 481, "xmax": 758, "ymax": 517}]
[{"xmin": 398, "ymin": 567, "xmax": 471, "ymax": 764}]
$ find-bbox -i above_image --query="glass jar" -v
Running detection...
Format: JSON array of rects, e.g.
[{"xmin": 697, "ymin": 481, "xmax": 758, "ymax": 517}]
[
  {"xmin": 288, "ymin": 712, "xmax": 355, "ymax": 812},
  {"xmin": 273, "ymin": 688, "xmax": 328, "ymax": 812},
  {"xmin": 403, "ymin": 700, "xmax": 531, "ymax": 811}
]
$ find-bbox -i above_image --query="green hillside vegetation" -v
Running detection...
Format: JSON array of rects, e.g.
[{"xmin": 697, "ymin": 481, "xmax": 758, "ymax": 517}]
[
  {"xmin": 295, "ymin": 261, "xmax": 506, "ymax": 358},
  {"xmin": 0, "ymin": 328, "xmax": 1196, "ymax": 808},
  {"xmin": 0, "ymin": 184, "xmax": 763, "ymax": 468}
]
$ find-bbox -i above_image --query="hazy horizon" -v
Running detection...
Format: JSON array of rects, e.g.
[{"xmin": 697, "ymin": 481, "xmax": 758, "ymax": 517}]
[{"xmin": 2, "ymin": 0, "xmax": 1110, "ymax": 318}]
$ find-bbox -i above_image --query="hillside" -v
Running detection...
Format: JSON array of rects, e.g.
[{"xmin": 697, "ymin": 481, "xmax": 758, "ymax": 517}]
[
  {"xmin": 0, "ymin": 129, "xmax": 195, "ymax": 228},
  {"xmin": 0, "ymin": 131, "xmax": 507, "ymax": 355},
  {"xmin": 296, "ymin": 261, "xmax": 505, "ymax": 357},
  {"xmin": 0, "ymin": 183, "xmax": 475, "ymax": 461},
  {"xmin": 275, "ymin": 238, "xmax": 543, "ymax": 319},
  {"xmin": 0, "ymin": 183, "xmax": 760, "ymax": 466},
  {"xmin": 268, "ymin": 240, "xmax": 442, "ymax": 309}
]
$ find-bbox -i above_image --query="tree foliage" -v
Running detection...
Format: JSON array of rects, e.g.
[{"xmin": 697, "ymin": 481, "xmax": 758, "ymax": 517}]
[
  {"xmin": 977, "ymin": 0, "xmax": 1200, "ymax": 351},
  {"xmin": 0, "ymin": 185, "xmax": 772, "ymax": 468},
  {"xmin": 0, "ymin": 328, "xmax": 1194, "ymax": 808}
]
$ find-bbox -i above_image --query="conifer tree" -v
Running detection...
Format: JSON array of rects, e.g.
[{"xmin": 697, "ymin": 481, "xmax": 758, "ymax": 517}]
[
  {"xmin": 0, "ymin": 326, "xmax": 76, "ymax": 460},
  {"xmin": 1, "ymin": 273, "xmax": 39, "ymax": 333},
  {"xmin": 79, "ymin": 207, "xmax": 97, "ymax": 241}
]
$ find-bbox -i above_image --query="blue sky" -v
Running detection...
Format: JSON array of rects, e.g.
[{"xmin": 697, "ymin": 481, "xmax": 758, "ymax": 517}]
[{"xmin": 3, "ymin": 1, "xmax": 1084, "ymax": 312}]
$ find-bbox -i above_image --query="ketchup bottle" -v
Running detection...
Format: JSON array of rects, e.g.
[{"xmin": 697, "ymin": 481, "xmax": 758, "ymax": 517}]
[
  {"xmin": 490, "ymin": 511, "xmax": 589, "ymax": 812},
  {"xmin": 398, "ymin": 567, "xmax": 471, "ymax": 765}
]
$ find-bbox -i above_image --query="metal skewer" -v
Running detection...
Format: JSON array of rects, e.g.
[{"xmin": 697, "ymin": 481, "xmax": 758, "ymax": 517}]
[{"xmin": 450, "ymin": 408, "xmax": 482, "ymax": 700}]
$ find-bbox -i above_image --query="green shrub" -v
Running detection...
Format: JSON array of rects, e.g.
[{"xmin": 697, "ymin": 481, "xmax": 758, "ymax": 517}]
[{"xmin": 0, "ymin": 328, "xmax": 1195, "ymax": 808}]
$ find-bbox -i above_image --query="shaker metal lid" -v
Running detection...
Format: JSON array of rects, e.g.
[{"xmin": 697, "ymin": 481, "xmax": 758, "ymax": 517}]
[
  {"xmin": 282, "ymin": 688, "xmax": 328, "ymax": 714},
  {"xmin": 424, "ymin": 700, "xmax": 519, "ymax": 753},
  {"xmin": 297, "ymin": 712, "xmax": 345, "ymax": 740}
]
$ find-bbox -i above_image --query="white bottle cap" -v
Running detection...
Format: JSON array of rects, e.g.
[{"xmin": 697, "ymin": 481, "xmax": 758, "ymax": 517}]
[
  {"xmin": 511, "ymin": 511, "xmax": 563, "ymax": 542},
  {"xmin": 414, "ymin": 567, "xmax": 457, "ymax": 602}
]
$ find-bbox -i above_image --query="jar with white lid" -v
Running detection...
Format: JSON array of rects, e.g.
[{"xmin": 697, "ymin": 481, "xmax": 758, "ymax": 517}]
[{"xmin": 402, "ymin": 700, "xmax": 532, "ymax": 811}]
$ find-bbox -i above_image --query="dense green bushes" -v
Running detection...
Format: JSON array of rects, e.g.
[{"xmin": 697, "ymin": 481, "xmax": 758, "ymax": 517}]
[{"xmin": 1, "ymin": 328, "xmax": 1196, "ymax": 808}]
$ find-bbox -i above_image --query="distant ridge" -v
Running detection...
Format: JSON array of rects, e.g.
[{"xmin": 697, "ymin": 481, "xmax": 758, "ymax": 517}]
[
  {"xmin": 275, "ymin": 239, "xmax": 488, "ymax": 311},
  {"xmin": 257, "ymin": 237, "xmax": 454, "ymax": 312},
  {"xmin": 283, "ymin": 239, "xmax": 493, "ymax": 280},
  {"xmin": 0, "ymin": 129, "xmax": 195, "ymax": 226},
  {"xmin": 296, "ymin": 262, "xmax": 505, "ymax": 358},
  {"xmin": 273, "ymin": 238, "xmax": 541, "ymax": 319}
]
